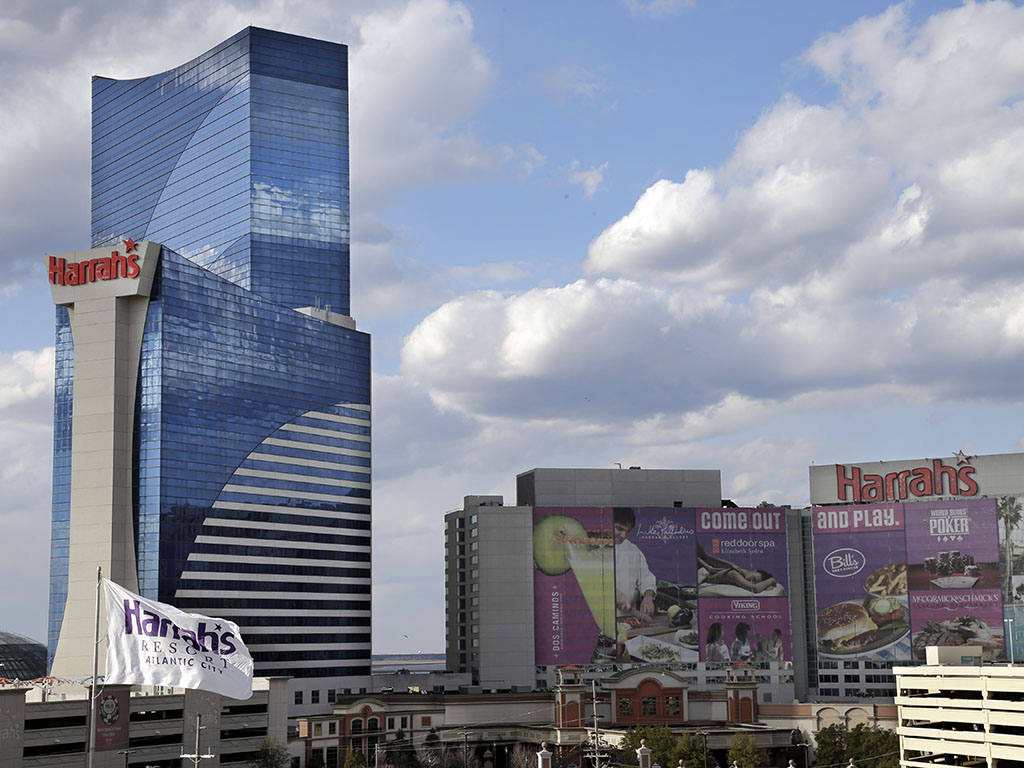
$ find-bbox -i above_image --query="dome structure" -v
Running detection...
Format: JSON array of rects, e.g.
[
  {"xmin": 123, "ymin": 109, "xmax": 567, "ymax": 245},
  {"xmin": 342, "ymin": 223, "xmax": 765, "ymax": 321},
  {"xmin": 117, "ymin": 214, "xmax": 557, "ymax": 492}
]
[{"xmin": 0, "ymin": 630, "xmax": 47, "ymax": 681}]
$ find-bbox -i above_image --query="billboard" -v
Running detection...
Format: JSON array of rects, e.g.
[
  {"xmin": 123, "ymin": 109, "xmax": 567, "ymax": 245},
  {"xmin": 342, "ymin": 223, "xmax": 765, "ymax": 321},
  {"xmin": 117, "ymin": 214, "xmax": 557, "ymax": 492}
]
[
  {"xmin": 813, "ymin": 504, "xmax": 910, "ymax": 661},
  {"xmin": 532, "ymin": 506, "xmax": 792, "ymax": 666},
  {"xmin": 812, "ymin": 499, "xmax": 1005, "ymax": 662}
]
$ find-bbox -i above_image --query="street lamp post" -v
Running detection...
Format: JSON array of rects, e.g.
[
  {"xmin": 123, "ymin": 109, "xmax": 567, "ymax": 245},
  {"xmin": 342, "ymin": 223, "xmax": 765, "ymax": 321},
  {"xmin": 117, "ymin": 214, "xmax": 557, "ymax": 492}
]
[
  {"xmin": 796, "ymin": 742, "xmax": 812, "ymax": 768},
  {"xmin": 696, "ymin": 731, "xmax": 708, "ymax": 768},
  {"xmin": 1005, "ymin": 618, "xmax": 1016, "ymax": 663}
]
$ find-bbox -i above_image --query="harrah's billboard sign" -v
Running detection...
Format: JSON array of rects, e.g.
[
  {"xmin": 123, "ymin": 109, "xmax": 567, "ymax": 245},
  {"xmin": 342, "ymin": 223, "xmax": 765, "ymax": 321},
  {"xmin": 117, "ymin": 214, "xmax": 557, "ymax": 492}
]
[
  {"xmin": 834, "ymin": 458, "xmax": 978, "ymax": 503},
  {"xmin": 48, "ymin": 238, "xmax": 140, "ymax": 286}
]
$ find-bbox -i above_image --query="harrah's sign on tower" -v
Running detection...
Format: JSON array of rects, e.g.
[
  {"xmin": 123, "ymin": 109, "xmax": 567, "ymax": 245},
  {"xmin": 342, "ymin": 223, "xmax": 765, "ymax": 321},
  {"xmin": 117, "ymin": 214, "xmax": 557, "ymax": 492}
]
[
  {"xmin": 834, "ymin": 459, "xmax": 978, "ymax": 503},
  {"xmin": 810, "ymin": 452, "xmax": 1024, "ymax": 506},
  {"xmin": 48, "ymin": 238, "xmax": 141, "ymax": 286}
]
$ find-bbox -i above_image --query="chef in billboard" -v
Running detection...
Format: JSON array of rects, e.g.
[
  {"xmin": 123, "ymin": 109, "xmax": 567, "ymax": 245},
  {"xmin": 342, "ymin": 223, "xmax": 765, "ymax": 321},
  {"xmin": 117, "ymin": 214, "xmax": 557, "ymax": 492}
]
[{"xmin": 613, "ymin": 507, "xmax": 657, "ymax": 615}]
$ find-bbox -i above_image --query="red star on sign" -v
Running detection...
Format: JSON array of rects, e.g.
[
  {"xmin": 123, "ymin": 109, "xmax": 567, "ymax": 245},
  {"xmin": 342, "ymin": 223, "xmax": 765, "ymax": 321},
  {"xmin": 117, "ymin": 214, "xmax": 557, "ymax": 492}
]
[{"xmin": 122, "ymin": 237, "xmax": 138, "ymax": 252}]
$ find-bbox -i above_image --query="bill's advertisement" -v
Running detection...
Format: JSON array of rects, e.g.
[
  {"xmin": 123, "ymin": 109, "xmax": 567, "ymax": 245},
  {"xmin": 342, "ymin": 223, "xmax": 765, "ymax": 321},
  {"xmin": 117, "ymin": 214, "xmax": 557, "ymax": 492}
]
[{"xmin": 813, "ymin": 504, "xmax": 909, "ymax": 661}]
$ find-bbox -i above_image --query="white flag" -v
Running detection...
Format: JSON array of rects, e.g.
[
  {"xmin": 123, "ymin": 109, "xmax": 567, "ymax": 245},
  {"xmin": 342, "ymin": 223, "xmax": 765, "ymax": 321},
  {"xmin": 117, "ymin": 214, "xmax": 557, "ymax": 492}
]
[{"xmin": 103, "ymin": 579, "xmax": 253, "ymax": 700}]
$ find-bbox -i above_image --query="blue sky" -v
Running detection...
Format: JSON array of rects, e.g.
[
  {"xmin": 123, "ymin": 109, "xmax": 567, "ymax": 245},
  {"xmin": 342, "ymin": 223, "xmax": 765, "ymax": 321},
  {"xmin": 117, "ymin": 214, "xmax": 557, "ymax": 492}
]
[{"xmin": 3, "ymin": 0, "xmax": 1024, "ymax": 655}]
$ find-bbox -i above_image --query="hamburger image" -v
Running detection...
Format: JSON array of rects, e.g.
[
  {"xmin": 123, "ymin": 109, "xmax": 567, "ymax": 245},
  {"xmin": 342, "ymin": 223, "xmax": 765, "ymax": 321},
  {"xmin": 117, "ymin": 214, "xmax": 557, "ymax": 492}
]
[{"xmin": 817, "ymin": 602, "xmax": 878, "ymax": 652}]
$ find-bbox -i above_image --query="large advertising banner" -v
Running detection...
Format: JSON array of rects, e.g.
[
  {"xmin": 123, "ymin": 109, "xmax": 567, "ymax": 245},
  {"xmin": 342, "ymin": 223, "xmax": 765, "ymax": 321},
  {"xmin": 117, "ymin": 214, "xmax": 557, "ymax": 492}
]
[
  {"xmin": 905, "ymin": 499, "xmax": 1001, "ymax": 591},
  {"xmin": 904, "ymin": 498, "xmax": 1004, "ymax": 660},
  {"xmin": 533, "ymin": 507, "xmax": 615, "ymax": 665},
  {"xmin": 619, "ymin": 508, "xmax": 699, "ymax": 665},
  {"xmin": 695, "ymin": 507, "xmax": 789, "ymax": 597},
  {"xmin": 813, "ymin": 504, "xmax": 911, "ymax": 661},
  {"xmin": 909, "ymin": 590, "xmax": 1004, "ymax": 660},
  {"xmin": 699, "ymin": 597, "xmax": 791, "ymax": 663},
  {"xmin": 533, "ymin": 506, "xmax": 792, "ymax": 667},
  {"xmin": 812, "ymin": 499, "xmax": 1008, "ymax": 664}
]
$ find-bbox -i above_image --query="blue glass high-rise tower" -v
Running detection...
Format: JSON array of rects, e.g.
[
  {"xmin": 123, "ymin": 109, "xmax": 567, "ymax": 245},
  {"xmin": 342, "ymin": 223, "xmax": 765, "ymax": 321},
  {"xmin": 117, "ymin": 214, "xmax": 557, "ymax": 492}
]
[{"xmin": 48, "ymin": 28, "xmax": 371, "ymax": 687}]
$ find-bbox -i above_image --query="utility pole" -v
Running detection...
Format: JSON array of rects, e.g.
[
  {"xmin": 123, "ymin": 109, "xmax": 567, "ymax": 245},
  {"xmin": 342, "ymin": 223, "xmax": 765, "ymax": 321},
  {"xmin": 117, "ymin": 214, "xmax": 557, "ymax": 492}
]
[
  {"xmin": 180, "ymin": 713, "xmax": 214, "ymax": 766},
  {"xmin": 585, "ymin": 680, "xmax": 609, "ymax": 768}
]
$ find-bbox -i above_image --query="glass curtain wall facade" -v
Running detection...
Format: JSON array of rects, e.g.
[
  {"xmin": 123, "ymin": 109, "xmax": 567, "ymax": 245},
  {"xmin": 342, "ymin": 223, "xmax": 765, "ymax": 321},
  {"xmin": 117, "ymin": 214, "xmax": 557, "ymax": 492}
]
[{"xmin": 49, "ymin": 28, "xmax": 370, "ymax": 679}]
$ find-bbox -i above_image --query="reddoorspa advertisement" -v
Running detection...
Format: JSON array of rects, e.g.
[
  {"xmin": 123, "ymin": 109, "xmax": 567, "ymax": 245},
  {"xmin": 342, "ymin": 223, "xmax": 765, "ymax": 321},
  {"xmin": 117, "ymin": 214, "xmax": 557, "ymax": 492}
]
[
  {"xmin": 813, "ymin": 500, "xmax": 1006, "ymax": 662},
  {"xmin": 695, "ymin": 507, "xmax": 789, "ymax": 596},
  {"xmin": 694, "ymin": 507, "xmax": 791, "ymax": 662}
]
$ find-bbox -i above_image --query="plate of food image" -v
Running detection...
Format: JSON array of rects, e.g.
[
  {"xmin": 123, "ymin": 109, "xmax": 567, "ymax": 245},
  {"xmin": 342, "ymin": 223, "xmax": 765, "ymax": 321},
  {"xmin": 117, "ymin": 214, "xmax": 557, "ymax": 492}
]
[
  {"xmin": 817, "ymin": 598, "xmax": 909, "ymax": 656},
  {"xmin": 626, "ymin": 635, "xmax": 697, "ymax": 663},
  {"xmin": 864, "ymin": 562, "xmax": 908, "ymax": 597},
  {"xmin": 911, "ymin": 617, "xmax": 1004, "ymax": 661},
  {"xmin": 929, "ymin": 576, "xmax": 979, "ymax": 589}
]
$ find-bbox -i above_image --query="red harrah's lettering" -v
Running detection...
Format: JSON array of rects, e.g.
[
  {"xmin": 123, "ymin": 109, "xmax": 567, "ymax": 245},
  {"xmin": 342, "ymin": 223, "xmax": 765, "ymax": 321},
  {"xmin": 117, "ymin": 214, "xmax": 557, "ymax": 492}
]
[
  {"xmin": 48, "ymin": 250, "xmax": 140, "ymax": 286},
  {"xmin": 835, "ymin": 459, "xmax": 979, "ymax": 503}
]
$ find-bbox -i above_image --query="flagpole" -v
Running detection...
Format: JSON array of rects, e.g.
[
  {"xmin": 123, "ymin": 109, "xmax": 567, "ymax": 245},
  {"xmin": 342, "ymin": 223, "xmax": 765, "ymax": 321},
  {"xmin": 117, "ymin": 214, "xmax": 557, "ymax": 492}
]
[{"xmin": 88, "ymin": 565, "xmax": 101, "ymax": 768}]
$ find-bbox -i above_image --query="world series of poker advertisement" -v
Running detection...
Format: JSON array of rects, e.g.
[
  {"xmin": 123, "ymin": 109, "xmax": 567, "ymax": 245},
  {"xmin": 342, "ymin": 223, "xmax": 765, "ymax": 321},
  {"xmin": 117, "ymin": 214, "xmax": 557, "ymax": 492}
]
[
  {"xmin": 532, "ymin": 506, "xmax": 791, "ymax": 666},
  {"xmin": 812, "ymin": 499, "xmax": 1005, "ymax": 662}
]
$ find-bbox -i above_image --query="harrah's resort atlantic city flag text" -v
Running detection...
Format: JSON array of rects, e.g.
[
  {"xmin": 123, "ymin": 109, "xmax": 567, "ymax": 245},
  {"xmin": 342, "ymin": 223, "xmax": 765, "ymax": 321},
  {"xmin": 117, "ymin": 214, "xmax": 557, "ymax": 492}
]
[{"xmin": 104, "ymin": 580, "xmax": 254, "ymax": 700}]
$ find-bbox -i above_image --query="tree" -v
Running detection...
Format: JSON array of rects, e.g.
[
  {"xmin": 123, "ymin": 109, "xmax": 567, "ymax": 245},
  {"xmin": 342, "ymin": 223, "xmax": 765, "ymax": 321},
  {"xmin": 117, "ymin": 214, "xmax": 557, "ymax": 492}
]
[
  {"xmin": 999, "ymin": 496, "xmax": 1023, "ymax": 603},
  {"xmin": 846, "ymin": 725, "xmax": 899, "ymax": 768},
  {"xmin": 620, "ymin": 726, "xmax": 678, "ymax": 768},
  {"xmin": 345, "ymin": 748, "xmax": 368, "ymax": 768},
  {"xmin": 813, "ymin": 724, "xmax": 847, "ymax": 768},
  {"xmin": 726, "ymin": 733, "xmax": 766, "ymax": 768},
  {"xmin": 508, "ymin": 743, "xmax": 538, "ymax": 768},
  {"xmin": 421, "ymin": 729, "xmax": 443, "ymax": 768},
  {"xmin": 674, "ymin": 733, "xmax": 715, "ymax": 768},
  {"xmin": 385, "ymin": 729, "xmax": 421, "ymax": 768},
  {"xmin": 247, "ymin": 737, "xmax": 292, "ymax": 768},
  {"xmin": 446, "ymin": 745, "xmax": 478, "ymax": 768}
]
